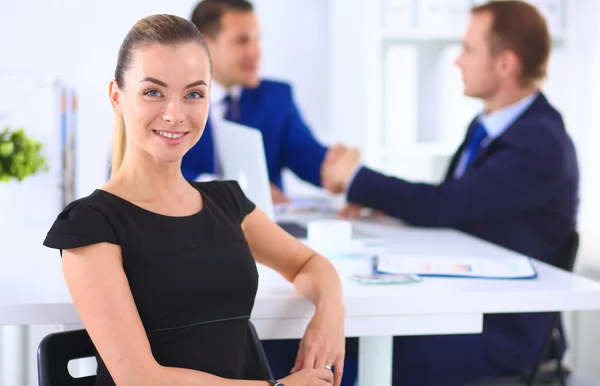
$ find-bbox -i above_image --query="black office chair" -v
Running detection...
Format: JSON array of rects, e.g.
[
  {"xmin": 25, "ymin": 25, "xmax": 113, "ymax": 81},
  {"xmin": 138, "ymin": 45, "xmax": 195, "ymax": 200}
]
[
  {"xmin": 478, "ymin": 232, "xmax": 580, "ymax": 386},
  {"xmin": 243, "ymin": 320, "xmax": 275, "ymax": 381},
  {"xmin": 37, "ymin": 328, "xmax": 96, "ymax": 386},
  {"xmin": 37, "ymin": 321, "xmax": 274, "ymax": 385},
  {"xmin": 520, "ymin": 231, "xmax": 579, "ymax": 386}
]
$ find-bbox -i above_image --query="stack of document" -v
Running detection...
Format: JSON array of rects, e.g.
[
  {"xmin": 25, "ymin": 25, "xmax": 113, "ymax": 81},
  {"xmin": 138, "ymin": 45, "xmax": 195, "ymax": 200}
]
[{"xmin": 375, "ymin": 254, "xmax": 537, "ymax": 279}]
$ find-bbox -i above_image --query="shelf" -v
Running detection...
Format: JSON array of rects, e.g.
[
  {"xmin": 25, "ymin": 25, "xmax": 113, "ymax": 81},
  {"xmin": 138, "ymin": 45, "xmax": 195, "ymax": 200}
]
[
  {"xmin": 380, "ymin": 0, "xmax": 566, "ymax": 42},
  {"xmin": 380, "ymin": 29, "xmax": 464, "ymax": 42},
  {"xmin": 380, "ymin": 28, "xmax": 565, "ymax": 43}
]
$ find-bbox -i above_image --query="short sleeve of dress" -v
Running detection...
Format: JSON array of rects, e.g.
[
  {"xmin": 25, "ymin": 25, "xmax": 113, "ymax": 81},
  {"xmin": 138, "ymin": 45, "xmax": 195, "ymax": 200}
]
[
  {"xmin": 220, "ymin": 181, "xmax": 257, "ymax": 222},
  {"xmin": 43, "ymin": 201, "xmax": 119, "ymax": 254}
]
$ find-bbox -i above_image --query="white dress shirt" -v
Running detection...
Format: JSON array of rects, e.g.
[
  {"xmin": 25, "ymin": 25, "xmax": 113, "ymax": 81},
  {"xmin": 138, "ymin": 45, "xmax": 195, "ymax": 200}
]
[
  {"xmin": 452, "ymin": 92, "xmax": 538, "ymax": 178},
  {"xmin": 194, "ymin": 81, "xmax": 243, "ymax": 182},
  {"xmin": 209, "ymin": 81, "xmax": 242, "ymax": 125}
]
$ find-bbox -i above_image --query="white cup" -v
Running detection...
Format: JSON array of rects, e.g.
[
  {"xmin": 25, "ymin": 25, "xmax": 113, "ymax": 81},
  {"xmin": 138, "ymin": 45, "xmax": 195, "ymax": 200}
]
[{"xmin": 306, "ymin": 219, "xmax": 353, "ymax": 257}]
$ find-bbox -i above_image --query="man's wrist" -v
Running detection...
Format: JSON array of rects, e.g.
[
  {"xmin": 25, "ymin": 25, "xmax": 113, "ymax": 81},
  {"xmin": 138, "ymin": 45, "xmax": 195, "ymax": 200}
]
[{"xmin": 344, "ymin": 164, "xmax": 363, "ymax": 191}]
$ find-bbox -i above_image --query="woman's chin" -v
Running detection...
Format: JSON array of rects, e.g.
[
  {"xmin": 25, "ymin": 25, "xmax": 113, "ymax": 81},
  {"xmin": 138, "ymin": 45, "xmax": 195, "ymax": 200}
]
[{"xmin": 153, "ymin": 152, "xmax": 185, "ymax": 166}]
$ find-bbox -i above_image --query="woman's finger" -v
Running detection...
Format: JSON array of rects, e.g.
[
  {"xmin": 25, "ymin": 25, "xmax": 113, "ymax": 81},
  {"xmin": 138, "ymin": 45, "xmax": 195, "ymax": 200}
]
[
  {"xmin": 300, "ymin": 342, "xmax": 318, "ymax": 370},
  {"xmin": 314, "ymin": 348, "xmax": 329, "ymax": 370},
  {"xmin": 333, "ymin": 356, "xmax": 345, "ymax": 386},
  {"xmin": 315, "ymin": 368, "xmax": 335, "ymax": 383},
  {"xmin": 290, "ymin": 342, "xmax": 305, "ymax": 373}
]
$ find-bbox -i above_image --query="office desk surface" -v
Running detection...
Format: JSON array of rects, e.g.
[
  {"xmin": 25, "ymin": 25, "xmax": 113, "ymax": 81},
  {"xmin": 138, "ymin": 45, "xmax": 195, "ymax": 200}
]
[
  {"xmin": 2, "ymin": 217, "xmax": 600, "ymax": 339},
  {"xmin": 4, "ymin": 216, "xmax": 600, "ymax": 386}
]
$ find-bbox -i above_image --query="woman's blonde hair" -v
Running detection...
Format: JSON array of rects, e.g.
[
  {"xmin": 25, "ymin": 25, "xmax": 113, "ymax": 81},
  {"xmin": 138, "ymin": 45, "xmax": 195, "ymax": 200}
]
[
  {"xmin": 110, "ymin": 117, "xmax": 126, "ymax": 178},
  {"xmin": 109, "ymin": 14, "xmax": 212, "ymax": 176}
]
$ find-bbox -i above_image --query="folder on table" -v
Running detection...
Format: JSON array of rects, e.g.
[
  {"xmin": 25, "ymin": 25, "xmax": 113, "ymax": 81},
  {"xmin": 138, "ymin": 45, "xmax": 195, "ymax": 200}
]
[{"xmin": 374, "ymin": 253, "xmax": 538, "ymax": 279}]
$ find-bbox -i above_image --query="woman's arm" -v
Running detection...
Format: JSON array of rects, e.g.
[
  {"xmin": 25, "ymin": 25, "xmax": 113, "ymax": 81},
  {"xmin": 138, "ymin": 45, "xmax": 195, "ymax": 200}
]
[
  {"xmin": 242, "ymin": 209, "xmax": 345, "ymax": 386},
  {"xmin": 242, "ymin": 209, "xmax": 343, "ymax": 308},
  {"xmin": 62, "ymin": 242, "xmax": 270, "ymax": 386}
]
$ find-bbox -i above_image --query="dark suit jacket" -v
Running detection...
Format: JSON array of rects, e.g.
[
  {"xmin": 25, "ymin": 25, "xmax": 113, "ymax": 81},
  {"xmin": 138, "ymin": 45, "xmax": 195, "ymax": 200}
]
[
  {"xmin": 181, "ymin": 79, "xmax": 328, "ymax": 189},
  {"xmin": 347, "ymin": 93, "xmax": 580, "ymax": 371}
]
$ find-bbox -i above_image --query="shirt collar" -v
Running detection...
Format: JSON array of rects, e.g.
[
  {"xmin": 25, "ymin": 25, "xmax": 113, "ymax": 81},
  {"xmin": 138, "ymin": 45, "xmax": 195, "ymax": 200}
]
[
  {"xmin": 479, "ymin": 92, "xmax": 539, "ymax": 139},
  {"xmin": 210, "ymin": 80, "xmax": 243, "ymax": 106}
]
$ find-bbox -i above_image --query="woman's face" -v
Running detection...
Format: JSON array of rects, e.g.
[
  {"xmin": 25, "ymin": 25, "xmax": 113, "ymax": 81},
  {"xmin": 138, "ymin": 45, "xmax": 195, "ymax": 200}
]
[{"xmin": 110, "ymin": 42, "xmax": 211, "ymax": 165}]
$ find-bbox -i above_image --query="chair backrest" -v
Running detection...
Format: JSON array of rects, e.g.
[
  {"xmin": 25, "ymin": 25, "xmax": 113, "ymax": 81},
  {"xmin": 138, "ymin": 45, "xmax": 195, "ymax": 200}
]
[
  {"xmin": 520, "ymin": 231, "xmax": 581, "ymax": 385},
  {"xmin": 558, "ymin": 231, "xmax": 580, "ymax": 272},
  {"xmin": 244, "ymin": 321, "xmax": 275, "ymax": 380},
  {"xmin": 38, "ymin": 321, "xmax": 274, "ymax": 385},
  {"xmin": 37, "ymin": 329, "xmax": 96, "ymax": 386}
]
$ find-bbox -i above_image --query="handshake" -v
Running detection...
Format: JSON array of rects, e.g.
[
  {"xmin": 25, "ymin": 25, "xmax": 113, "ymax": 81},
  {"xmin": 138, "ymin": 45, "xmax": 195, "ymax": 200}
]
[
  {"xmin": 320, "ymin": 144, "xmax": 362, "ymax": 194},
  {"xmin": 269, "ymin": 144, "xmax": 361, "ymax": 205}
]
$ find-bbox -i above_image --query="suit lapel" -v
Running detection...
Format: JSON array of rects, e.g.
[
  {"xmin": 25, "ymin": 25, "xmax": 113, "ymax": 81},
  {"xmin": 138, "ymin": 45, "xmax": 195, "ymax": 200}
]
[
  {"xmin": 467, "ymin": 92, "xmax": 545, "ymax": 169},
  {"xmin": 469, "ymin": 137, "xmax": 498, "ymax": 168},
  {"xmin": 238, "ymin": 87, "xmax": 254, "ymax": 126},
  {"xmin": 444, "ymin": 92, "xmax": 548, "ymax": 180},
  {"xmin": 444, "ymin": 119, "xmax": 477, "ymax": 181}
]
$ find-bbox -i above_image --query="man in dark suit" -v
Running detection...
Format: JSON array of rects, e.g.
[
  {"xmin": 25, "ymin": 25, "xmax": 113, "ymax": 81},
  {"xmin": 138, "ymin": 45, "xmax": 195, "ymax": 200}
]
[
  {"xmin": 186, "ymin": 0, "xmax": 343, "ymax": 203},
  {"xmin": 322, "ymin": 1, "xmax": 579, "ymax": 385}
]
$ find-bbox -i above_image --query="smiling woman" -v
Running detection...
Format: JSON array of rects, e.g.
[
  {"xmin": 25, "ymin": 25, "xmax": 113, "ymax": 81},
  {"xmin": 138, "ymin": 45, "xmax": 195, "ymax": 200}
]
[
  {"xmin": 109, "ymin": 15, "xmax": 213, "ymax": 176},
  {"xmin": 139, "ymin": 75, "xmax": 208, "ymax": 145},
  {"xmin": 42, "ymin": 13, "xmax": 345, "ymax": 386}
]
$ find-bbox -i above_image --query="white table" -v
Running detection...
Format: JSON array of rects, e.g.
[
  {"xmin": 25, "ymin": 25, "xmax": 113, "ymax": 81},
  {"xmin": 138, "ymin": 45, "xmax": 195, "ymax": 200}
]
[
  {"xmin": 3, "ymin": 217, "xmax": 600, "ymax": 386},
  {"xmin": 268, "ymin": 213, "xmax": 600, "ymax": 384}
]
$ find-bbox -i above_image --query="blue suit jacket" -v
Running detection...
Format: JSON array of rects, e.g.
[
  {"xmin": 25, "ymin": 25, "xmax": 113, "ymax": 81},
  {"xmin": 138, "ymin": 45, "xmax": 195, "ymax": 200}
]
[
  {"xmin": 348, "ymin": 93, "xmax": 580, "ymax": 371},
  {"xmin": 181, "ymin": 79, "xmax": 328, "ymax": 189}
]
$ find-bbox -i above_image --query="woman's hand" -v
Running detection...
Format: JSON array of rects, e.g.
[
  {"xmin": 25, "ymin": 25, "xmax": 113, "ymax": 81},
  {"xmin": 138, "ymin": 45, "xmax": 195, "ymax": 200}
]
[
  {"xmin": 291, "ymin": 305, "xmax": 345, "ymax": 386},
  {"xmin": 240, "ymin": 209, "xmax": 346, "ymax": 385},
  {"xmin": 280, "ymin": 367, "xmax": 334, "ymax": 386}
]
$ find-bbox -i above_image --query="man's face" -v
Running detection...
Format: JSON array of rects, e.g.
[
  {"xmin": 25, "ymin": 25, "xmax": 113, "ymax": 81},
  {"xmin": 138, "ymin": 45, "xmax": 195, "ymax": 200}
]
[
  {"xmin": 454, "ymin": 11, "xmax": 502, "ymax": 99},
  {"xmin": 206, "ymin": 11, "xmax": 261, "ymax": 88}
]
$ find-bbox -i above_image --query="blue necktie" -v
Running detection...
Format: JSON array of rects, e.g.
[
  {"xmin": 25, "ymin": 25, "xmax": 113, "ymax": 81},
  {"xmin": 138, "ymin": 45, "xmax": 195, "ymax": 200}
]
[
  {"xmin": 223, "ymin": 94, "xmax": 239, "ymax": 122},
  {"xmin": 464, "ymin": 121, "xmax": 488, "ymax": 170}
]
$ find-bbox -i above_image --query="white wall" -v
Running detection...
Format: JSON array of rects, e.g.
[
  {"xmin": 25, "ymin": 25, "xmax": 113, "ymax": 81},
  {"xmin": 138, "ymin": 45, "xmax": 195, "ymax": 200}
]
[
  {"xmin": 0, "ymin": 0, "xmax": 330, "ymax": 204},
  {"xmin": 254, "ymin": 0, "xmax": 331, "ymax": 138}
]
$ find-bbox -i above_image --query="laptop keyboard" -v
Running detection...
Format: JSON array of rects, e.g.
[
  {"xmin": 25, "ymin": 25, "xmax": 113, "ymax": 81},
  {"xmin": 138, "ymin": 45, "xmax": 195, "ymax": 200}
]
[
  {"xmin": 277, "ymin": 221, "xmax": 308, "ymax": 238},
  {"xmin": 277, "ymin": 221, "xmax": 373, "ymax": 240}
]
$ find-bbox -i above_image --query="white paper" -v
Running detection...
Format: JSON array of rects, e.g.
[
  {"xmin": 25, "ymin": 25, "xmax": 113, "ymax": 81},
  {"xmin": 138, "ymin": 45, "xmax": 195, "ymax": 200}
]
[{"xmin": 376, "ymin": 254, "xmax": 537, "ymax": 279}]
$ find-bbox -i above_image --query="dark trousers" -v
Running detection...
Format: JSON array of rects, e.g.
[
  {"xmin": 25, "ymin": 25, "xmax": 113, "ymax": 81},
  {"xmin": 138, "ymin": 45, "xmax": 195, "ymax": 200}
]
[
  {"xmin": 261, "ymin": 338, "xmax": 358, "ymax": 386},
  {"xmin": 262, "ymin": 334, "xmax": 505, "ymax": 386}
]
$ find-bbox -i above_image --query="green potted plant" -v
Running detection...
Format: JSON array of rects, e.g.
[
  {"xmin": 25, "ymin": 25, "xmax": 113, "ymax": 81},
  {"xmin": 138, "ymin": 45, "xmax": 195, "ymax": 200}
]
[{"xmin": 0, "ymin": 125, "xmax": 48, "ymax": 183}]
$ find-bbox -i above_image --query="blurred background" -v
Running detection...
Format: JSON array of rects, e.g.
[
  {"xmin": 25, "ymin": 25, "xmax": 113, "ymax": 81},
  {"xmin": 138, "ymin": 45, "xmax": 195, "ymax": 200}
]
[{"xmin": 2, "ymin": 0, "xmax": 600, "ymax": 385}]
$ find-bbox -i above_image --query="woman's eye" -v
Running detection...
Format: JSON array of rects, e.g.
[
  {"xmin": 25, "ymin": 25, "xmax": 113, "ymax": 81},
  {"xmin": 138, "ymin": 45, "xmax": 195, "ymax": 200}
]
[
  {"xmin": 187, "ymin": 91, "xmax": 203, "ymax": 99},
  {"xmin": 144, "ymin": 89, "xmax": 162, "ymax": 97}
]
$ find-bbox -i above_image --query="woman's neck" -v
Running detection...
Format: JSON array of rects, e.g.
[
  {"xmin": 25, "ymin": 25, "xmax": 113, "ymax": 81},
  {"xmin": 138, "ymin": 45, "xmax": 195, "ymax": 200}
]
[{"xmin": 108, "ymin": 152, "xmax": 189, "ymax": 201}]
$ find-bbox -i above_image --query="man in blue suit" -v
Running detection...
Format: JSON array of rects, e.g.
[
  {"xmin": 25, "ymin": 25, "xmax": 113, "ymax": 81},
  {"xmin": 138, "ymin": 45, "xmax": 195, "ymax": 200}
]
[
  {"xmin": 187, "ymin": 0, "xmax": 339, "ymax": 203},
  {"xmin": 322, "ymin": 1, "xmax": 579, "ymax": 385}
]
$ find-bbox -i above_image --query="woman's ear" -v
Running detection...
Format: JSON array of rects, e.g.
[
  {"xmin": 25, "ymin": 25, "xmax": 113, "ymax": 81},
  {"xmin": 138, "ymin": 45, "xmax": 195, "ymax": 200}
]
[{"xmin": 109, "ymin": 80, "xmax": 123, "ymax": 116}]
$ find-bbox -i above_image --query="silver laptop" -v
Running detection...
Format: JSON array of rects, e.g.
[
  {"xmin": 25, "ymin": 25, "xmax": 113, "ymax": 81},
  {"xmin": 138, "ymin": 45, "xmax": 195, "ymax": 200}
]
[
  {"xmin": 213, "ymin": 119, "xmax": 381, "ymax": 242},
  {"xmin": 212, "ymin": 119, "xmax": 276, "ymax": 220}
]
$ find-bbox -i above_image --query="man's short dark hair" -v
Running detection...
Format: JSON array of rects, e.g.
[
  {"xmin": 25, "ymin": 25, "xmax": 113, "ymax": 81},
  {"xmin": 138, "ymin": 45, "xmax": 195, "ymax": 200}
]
[
  {"xmin": 472, "ymin": 0, "xmax": 551, "ymax": 86},
  {"xmin": 190, "ymin": 0, "xmax": 254, "ymax": 38}
]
